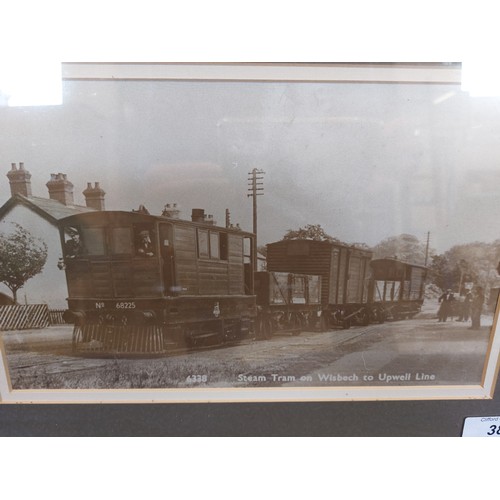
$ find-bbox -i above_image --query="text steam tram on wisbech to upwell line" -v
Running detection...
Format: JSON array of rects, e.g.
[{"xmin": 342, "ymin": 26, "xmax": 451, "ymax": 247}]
[{"xmin": 58, "ymin": 206, "xmax": 427, "ymax": 355}]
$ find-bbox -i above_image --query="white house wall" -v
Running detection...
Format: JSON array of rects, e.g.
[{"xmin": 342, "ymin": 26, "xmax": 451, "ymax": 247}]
[{"xmin": 0, "ymin": 204, "xmax": 68, "ymax": 309}]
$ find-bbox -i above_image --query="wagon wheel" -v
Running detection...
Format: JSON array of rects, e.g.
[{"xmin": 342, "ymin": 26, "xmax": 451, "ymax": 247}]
[
  {"xmin": 318, "ymin": 313, "xmax": 329, "ymax": 332},
  {"xmin": 307, "ymin": 312, "xmax": 320, "ymax": 331},
  {"xmin": 265, "ymin": 317, "xmax": 274, "ymax": 339},
  {"xmin": 359, "ymin": 308, "xmax": 370, "ymax": 326},
  {"xmin": 291, "ymin": 312, "xmax": 303, "ymax": 336},
  {"xmin": 257, "ymin": 315, "xmax": 273, "ymax": 339},
  {"xmin": 376, "ymin": 307, "xmax": 386, "ymax": 324}
]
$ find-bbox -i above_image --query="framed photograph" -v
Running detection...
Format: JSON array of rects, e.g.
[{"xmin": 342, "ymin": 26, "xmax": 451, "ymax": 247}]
[{"xmin": 1, "ymin": 62, "xmax": 499, "ymax": 405}]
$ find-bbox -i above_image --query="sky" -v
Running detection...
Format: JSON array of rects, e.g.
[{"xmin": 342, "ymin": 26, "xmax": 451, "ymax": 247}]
[{"xmin": 1, "ymin": 71, "xmax": 500, "ymax": 254}]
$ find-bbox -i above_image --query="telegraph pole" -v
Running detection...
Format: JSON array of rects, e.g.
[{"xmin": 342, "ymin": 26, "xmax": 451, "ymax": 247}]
[
  {"xmin": 247, "ymin": 168, "xmax": 265, "ymax": 270},
  {"xmin": 424, "ymin": 231, "xmax": 430, "ymax": 267}
]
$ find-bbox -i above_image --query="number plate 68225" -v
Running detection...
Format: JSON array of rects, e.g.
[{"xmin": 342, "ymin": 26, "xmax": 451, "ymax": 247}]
[{"xmin": 115, "ymin": 302, "xmax": 136, "ymax": 309}]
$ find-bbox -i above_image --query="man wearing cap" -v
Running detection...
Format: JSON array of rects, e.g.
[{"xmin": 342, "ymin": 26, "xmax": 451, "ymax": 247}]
[
  {"xmin": 469, "ymin": 286, "xmax": 484, "ymax": 330},
  {"xmin": 64, "ymin": 227, "xmax": 84, "ymax": 258},
  {"xmin": 137, "ymin": 230, "xmax": 154, "ymax": 257}
]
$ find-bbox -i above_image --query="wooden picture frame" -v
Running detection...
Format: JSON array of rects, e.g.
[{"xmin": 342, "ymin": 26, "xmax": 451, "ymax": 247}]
[{"xmin": 0, "ymin": 62, "xmax": 499, "ymax": 405}]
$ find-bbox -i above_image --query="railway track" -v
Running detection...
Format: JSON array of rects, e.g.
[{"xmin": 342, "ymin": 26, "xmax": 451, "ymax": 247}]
[
  {"xmin": 2, "ymin": 312, "xmax": 492, "ymax": 390},
  {"xmin": 2, "ymin": 323, "xmax": 372, "ymax": 388}
]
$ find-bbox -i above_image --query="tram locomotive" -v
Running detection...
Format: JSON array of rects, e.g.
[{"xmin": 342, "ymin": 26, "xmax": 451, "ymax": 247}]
[
  {"xmin": 59, "ymin": 209, "xmax": 257, "ymax": 354},
  {"xmin": 58, "ymin": 209, "xmax": 427, "ymax": 355}
]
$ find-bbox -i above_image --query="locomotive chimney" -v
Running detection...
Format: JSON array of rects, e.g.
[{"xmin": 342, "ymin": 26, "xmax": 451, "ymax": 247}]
[
  {"xmin": 46, "ymin": 173, "xmax": 74, "ymax": 206},
  {"xmin": 83, "ymin": 181, "xmax": 106, "ymax": 210},
  {"xmin": 7, "ymin": 162, "xmax": 32, "ymax": 197},
  {"xmin": 191, "ymin": 208, "xmax": 205, "ymax": 223},
  {"xmin": 204, "ymin": 214, "xmax": 216, "ymax": 226},
  {"xmin": 162, "ymin": 203, "xmax": 180, "ymax": 219}
]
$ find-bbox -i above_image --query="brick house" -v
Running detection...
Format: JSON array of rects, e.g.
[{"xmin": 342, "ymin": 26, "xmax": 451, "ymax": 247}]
[{"xmin": 0, "ymin": 163, "xmax": 105, "ymax": 309}]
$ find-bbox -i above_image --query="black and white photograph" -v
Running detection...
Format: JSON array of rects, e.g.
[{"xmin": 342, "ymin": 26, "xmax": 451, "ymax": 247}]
[{"xmin": 0, "ymin": 62, "xmax": 499, "ymax": 403}]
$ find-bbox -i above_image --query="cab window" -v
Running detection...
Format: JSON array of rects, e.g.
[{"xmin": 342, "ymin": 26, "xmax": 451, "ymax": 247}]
[
  {"xmin": 197, "ymin": 229, "xmax": 228, "ymax": 260},
  {"xmin": 111, "ymin": 227, "xmax": 133, "ymax": 255},
  {"xmin": 63, "ymin": 226, "xmax": 85, "ymax": 259},
  {"xmin": 210, "ymin": 232, "xmax": 220, "ymax": 259},
  {"xmin": 134, "ymin": 226, "xmax": 156, "ymax": 257},
  {"xmin": 79, "ymin": 227, "xmax": 106, "ymax": 255},
  {"xmin": 197, "ymin": 229, "xmax": 210, "ymax": 258}
]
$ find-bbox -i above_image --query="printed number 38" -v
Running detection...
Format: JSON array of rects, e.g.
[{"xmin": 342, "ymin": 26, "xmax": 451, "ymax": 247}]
[{"xmin": 487, "ymin": 425, "xmax": 500, "ymax": 435}]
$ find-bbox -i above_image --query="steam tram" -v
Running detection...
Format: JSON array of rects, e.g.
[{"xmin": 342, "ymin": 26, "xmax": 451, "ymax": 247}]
[
  {"xmin": 59, "ymin": 209, "xmax": 257, "ymax": 354},
  {"xmin": 58, "ymin": 209, "xmax": 428, "ymax": 355}
]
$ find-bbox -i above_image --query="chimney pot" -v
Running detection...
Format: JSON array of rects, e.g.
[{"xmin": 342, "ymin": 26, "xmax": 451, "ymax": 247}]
[
  {"xmin": 7, "ymin": 162, "xmax": 32, "ymax": 197},
  {"xmin": 83, "ymin": 180, "xmax": 106, "ymax": 210},
  {"xmin": 46, "ymin": 172, "xmax": 74, "ymax": 205}
]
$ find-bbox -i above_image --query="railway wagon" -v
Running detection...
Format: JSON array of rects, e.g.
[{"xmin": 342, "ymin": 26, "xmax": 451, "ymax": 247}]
[
  {"xmin": 369, "ymin": 258, "xmax": 427, "ymax": 320},
  {"xmin": 266, "ymin": 239, "xmax": 373, "ymax": 329},
  {"xmin": 58, "ymin": 209, "xmax": 257, "ymax": 354},
  {"xmin": 254, "ymin": 271, "xmax": 322, "ymax": 338}
]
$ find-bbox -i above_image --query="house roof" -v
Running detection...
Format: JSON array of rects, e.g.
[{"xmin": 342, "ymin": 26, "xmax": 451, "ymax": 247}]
[{"xmin": 0, "ymin": 193, "xmax": 94, "ymax": 226}]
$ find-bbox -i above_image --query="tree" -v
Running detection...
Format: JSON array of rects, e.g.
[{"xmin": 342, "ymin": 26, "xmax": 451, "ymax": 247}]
[
  {"xmin": 427, "ymin": 240, "xmax": 500, "ymax": 294},
  {"xmin": 372, "ymin": 234, "xmax": 432, "ymax": 265},
  {"xmin": 282, "ymin": 224, "xmax": 341, "ymax": 243},
  {"xmin": 0, "ymin": 223, "xmax": 48, "ymax": 304},
  {"xmin": 429, "ymin": 254, "xmax": 456, "ymax": 291}
]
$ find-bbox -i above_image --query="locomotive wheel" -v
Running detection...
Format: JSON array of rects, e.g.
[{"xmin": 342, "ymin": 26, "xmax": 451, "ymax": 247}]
[{"xmin": 223, "ymin": 319, "xmax": 242, "ymax": 342}]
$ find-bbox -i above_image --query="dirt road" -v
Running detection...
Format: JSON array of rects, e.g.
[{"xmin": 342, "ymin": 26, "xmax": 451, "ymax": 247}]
[{"xmin": 1, "ymin": 304, "xmax": 494, "ymax": 390}]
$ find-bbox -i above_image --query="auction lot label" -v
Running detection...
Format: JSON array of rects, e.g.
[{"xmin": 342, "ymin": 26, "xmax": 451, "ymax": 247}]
[{"xmin": 462, "ymin": 416, "xmax": 500, "ymax": 437}]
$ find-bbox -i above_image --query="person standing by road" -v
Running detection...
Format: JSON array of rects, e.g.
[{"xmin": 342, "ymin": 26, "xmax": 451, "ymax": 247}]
[
  {"xmin": 438, "ymin": 289, "xmax": 455, "ymax": 322},
  {"xmin": 456, "ymin": 290, "xmax": 473, "ymax": 322},
  {"xmin": 470, "ymin": 286, "xmax": 484, "ymax": 330}
]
